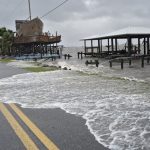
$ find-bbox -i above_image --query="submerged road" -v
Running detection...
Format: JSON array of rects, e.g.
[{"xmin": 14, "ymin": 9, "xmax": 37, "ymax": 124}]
[{"xmin": 0, "ymin": 62, "xmax": 109, "ymax": 150}]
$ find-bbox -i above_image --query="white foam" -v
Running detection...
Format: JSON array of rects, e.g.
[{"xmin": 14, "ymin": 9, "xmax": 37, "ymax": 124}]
[
  {"xmin": 1, "ymin": 57, "xmax": 150, "ymax": 149},
  {"xmin": 7, "ymin": 60, "xmax": 37, "ymax": 68}
]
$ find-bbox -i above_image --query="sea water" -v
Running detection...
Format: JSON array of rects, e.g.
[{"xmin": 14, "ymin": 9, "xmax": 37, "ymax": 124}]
[{"xmin": 1, "ymin": 47, "xmax": 150, "ymax": 150}]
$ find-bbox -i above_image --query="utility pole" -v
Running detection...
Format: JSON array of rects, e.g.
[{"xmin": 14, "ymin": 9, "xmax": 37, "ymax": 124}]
[{"xmin": 28, "ymin": 0, "xmax": 32, "ymax": 20}]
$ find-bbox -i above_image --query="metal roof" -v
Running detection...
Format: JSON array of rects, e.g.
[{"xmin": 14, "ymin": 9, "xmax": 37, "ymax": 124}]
[{"xmin": 82, "ymin": 27, "xmax": 150, "ymax": 40}]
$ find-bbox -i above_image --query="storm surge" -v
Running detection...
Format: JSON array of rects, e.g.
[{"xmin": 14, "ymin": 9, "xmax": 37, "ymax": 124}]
[{"xmin": 1, "ymin": 48, "xmax": 150, "ymax": 149}]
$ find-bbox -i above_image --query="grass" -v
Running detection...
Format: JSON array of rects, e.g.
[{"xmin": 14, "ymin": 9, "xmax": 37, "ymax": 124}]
[
  {"xmin": 0, "ymin": 58, "xmax": 15, "ymax": 63},
  {"xmin": 23, "ymin": 66, "xmax": 59, "ymax": 72}
]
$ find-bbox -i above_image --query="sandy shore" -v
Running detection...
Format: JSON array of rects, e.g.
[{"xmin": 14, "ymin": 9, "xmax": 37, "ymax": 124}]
[{"xmin": 0, "ymin": 62, "xmax": 109, "ymax": 150}]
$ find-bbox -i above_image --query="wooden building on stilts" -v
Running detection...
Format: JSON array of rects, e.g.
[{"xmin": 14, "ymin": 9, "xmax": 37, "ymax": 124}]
[
  {"xmin": 79, "ymin": 27, "xmax": 150, "ymax": 69},
  {"xmin": 81, "ymin": 27, "xmax": 150, "ymax": 58},
  {"xmin": 12, "ymin": 17, "xmax": 62, "ymax": 59}
]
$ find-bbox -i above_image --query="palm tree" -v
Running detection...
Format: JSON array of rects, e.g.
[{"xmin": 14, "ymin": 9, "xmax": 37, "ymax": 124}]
[{"xmin": 0, "ymin": 27, "xmax": 14, "ymax": 55}]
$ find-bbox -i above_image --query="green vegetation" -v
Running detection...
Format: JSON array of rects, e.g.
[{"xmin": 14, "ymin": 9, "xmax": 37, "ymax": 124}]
[
  {"xmin": 23, "ymin": 66, "xmax": 59, "ymax": 72},
  {"xmin": 0, "ymin": 58, "xmax": 14, "ymax": 63},
  {"xmin": 0, "ymin": 27, "xmax": 14, "ymax": 56}
]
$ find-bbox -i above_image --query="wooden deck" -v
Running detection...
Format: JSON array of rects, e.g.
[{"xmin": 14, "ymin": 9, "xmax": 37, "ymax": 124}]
[{"xmin": 109, "ymin": 55, "xmax": 150, "ymax": 69}]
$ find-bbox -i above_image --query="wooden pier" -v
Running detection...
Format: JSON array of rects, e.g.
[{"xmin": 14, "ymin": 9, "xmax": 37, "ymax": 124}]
[
  {"xmin": 85, "ymin": 60, "xmax": 99, "ymax": 67},
  {"xmin": 109, "ymin": 55, "xmax": 150, "ymax": 69},
  {"xmin": 81, "ymin": 27, "xmax": 150, "ymax": 60},
  {"xmin": 64, "ymin": 54, "xmax": 72, "ymax": 60}
]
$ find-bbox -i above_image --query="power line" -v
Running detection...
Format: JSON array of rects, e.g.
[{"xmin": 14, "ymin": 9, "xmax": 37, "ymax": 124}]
[{"xmin": 40, "ymin": 0, "xmax": 69, "ymax": 19}]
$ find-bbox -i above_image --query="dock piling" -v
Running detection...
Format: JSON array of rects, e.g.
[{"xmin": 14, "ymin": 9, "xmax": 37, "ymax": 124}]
[
  {"xmin": 109, "ymin": 61, "xmax": 112, "ymax": 68},
  {"xmin": 64, "ymin": 54, "xmax": 67, "ymax": 60},
  {"xmin": 129, "ymin": 59, "xmax": 132, "ymax": 66},
  {"xmin": 95, "ymin": 60, "xmax": 99, "ymax": 67},
  {"xmin": 77, "ymin": 52, "xmax": 80, "ymax": 59},
  {"xmin": 81, "ymin": 52, "xmax": 83, "ymax": 59},
  {"xmin": 85, "ymin": 60, "xmax": 99, "ymax": 67},
  {"xmin": 141, "ymin": 56, "xmax": 144, "ymax": 68},
  {"xmin": 147, "ymin": 58, "xmax": 150, "ymax": 64},
  {"xmin": 121, "ymin": 59, "xmax": 124, "ymax": 69}
]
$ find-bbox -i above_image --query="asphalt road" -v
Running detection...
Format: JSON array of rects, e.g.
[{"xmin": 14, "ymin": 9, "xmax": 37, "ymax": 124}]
[{"xmin": 0, "ymin": 62, "xmax": 28, "ymax": 78}]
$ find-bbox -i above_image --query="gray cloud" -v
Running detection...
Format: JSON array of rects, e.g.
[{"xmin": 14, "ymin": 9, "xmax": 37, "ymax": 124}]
[{"xmin": 0, "ymin": 0, "xmax": 150, "ymax": 46}]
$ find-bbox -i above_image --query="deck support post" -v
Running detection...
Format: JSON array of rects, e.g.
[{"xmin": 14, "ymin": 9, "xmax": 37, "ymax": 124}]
[
  {"xmin": 98, "ymin": 39, "xmax": 100, "ymax": 54},
  {"xmin": 81, "ymin": 52, "xmax": 83, "ymax": 59},
  {"xmin": 121, "ymin": 59, "xmax": 124, "ymax": 69},
  {"xmin": 111, "ymin": 38, "xmax": 114, "ymax": 53},
  {"xmin": 128, "ymin": 37, "xmax": 132, "ymax": 56},
  {"xmin": 138, "ymin": 38, "xmax": 141, "ymax": 54},
  {"xmin": 144, "ymin": 38, "xmax": 146, "ymax": 55},
  {"xmin": 108, "ymin": 39, "xmax": 110, "ymax": 53},
  {"xmin": 141, "ymin": 56, "xmax": 144, "ymax": 68},
  {"xmin": 147, "ymin": 58, "xmax": 150, "ymax": 64},
  {"xmin": 109, "ymin": 61, "xmax": 112, "ymax": 68},
  {"xmin": 45, "ymin": 44, "xmax": 48, "ymax": 54},
  {"xmin": 129, "ymin": 59, "xmax": 132, "ymax": 66},
  {"xmin": 101, "ymin": 40, "xmax": 103, "ymax": 53},
  {"xmin": 147, "ymin": 37, "xmax": 149, "ymax": 55},
  {"xmin": 77, "ymin": 52, "xmax": 79, "ymax": 59},
  {"xmin": 115, "ymin": 39, "xmax": 118, "ymax": 52},
  {"xmin": 40, "ymin": 44, "xmax": 43, "ymax": 59},
  {"xmin": 84, "ymin": 40, "xmax": 87, "ymax": 54},
  {"xmin": 50, "ymin": 44, "xmax": 52, "ymax": 54},
  {"xmin": 91, "ymin": 40, "xmax": 94, "ymax": 55}
]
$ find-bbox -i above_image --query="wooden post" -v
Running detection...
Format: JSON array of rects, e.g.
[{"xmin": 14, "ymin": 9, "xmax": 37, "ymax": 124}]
[
  {"xmin": 85, "ymin": 60, "xmax": 88, "ymax": 66},
  {"xmin": 53, "ymin": 43, "xmax": 55, "ymax": 54},
  {"xmin": 109, "ymin": 61, "xmax": 112, "ymax": 68},
  {"xmin": 101, "ymin": 40, "xmax": 103, "ymax": 53},
  {"xmin": 138, "ymin": 38, "xmax": 141, "ymax": 54},
  {"xmin": 121, "ymin": 59, "xmax": 124, "ymax": 69},
  {"xmin": 147, "ymin": 57, "xmax": 150, "ymax": 64},
  {"xmin": 125, "ymin": 44, "xmax": 127, "ymax": 51},
  {"xmin": 81, "ymin": 52, "xmax": 83, "ymax": 59},
  {"xmin": 147, "ymin": 37, "xmax": 149, "ymax": 55},
  {"xmin": 111, "ymin": 38, "xmax": 114, "ymax": 53},
  {"xmin": 115, "ymin": 39, "xmax": 118, "ymax": 52},
  {"xmin": 95, "ymin": 60, "xmax": 99, "ymax": 67},
  {"xmin": 77, "ymin": 52, "xmax": 80, "ymax": 59},
  {"xmin": 129, "ymin": 59, "xmax": 132, "ymax": 66},
  {"xmin": 98, "ymin": 39, "xmax": 100, "ymax": 54},
  {"xmin": 64, "ymin": 54, "xmax": 67, "ymax": 60},
  {"xmin": 40, "ymin": 44, "xmax": 43, "ymax": 59},
  {"xmin": 91, "ymin": 40, "xmax": 94, "ymax": 55},
  {"xmin": 128, "ymin": 37, "xmax": 132, "ymax": 56},
  {"xmin": 45, "ymin": 44, "xmax": 48, "ymax": 54},
  {"xmin": 19, "ymin": 46, "xmax": 21, "ymax": 57},
  {"xmin": 108, "ymin": 39, "xmax": 110, "ymax": 53},
  {"xmin": 84, "ymin": 40, "xmax": 87, "ymax": 54},
  {"xmin": 50, "ymin": 44, "xmax": 52, "ymax": 54},
  {"xmin": 144, "ymin": 38, "xmax": 146, "ymax": 55},
  {"xmin": 141, "ymin": 56, "xmax": 144, "ymax": 68},
  {"xmin": 33, "ymin": 44, "xmax": 35, "ymax": 54},
  {"xmin": 55, "ymin": 30, "xmax": 57, "ymax": 37}
]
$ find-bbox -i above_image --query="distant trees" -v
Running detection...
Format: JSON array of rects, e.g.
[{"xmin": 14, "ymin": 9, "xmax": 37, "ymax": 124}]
[{"xmin": 0, "ymin": 27, "xmax": 14, "ymax": 56}]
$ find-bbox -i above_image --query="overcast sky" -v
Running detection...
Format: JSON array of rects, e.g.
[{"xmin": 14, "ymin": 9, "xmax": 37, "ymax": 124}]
[{"xmin": 0, "ymin": 0, "xmax": 150, "ymax": 46}]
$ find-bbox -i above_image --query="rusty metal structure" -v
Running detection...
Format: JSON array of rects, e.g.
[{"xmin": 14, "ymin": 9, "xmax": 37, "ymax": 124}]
[{"xmin": 12, "ymin": 17, "xmax": 61, "ymax": 58}]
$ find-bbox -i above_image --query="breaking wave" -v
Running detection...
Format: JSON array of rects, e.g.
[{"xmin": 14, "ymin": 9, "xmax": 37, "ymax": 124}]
[{"xmin": 1, "ymin": 47, "xmax": 150, "ymax": 149}]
